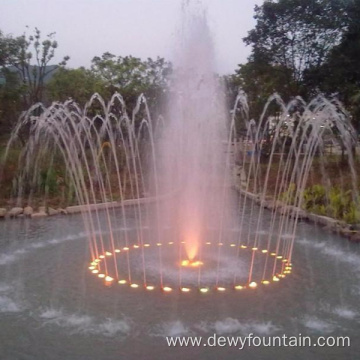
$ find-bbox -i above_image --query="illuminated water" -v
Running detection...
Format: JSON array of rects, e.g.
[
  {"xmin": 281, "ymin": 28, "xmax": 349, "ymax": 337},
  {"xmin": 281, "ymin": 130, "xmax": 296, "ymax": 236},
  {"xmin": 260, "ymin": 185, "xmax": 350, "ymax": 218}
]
[{"xmin": 0, "ymin": 204, "xmax": 359, "ymax": 359}]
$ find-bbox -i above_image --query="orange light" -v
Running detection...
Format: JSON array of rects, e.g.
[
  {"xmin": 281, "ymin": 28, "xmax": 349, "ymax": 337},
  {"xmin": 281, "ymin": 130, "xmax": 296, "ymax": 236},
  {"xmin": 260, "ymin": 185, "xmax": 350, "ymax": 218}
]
[
  {"xmin": 273, "ymin": 276, "xmax": 280, "ymax": 282},
  {"xmin": 218, "ymin": 243, "xmax": 223, "ymax": 246},
  {"xmin": 270, "ymin": 252, "xmax": 276, "ymax": 256},
  {"xmin": 105, "ymin": 251, "xmax": 112, "ymax": 256},
  {"xmin": 262, "ymin": 280, "xmax": 270, "ymax": 285},
  {"xmin": 181, "ymin": 259, "xmax": 203, "ymax": 267},
  {"xmin": 262, "ymin": 249, "xmax": 268, "ymax": 253},
  {"xmin": 276, "ymin": 255, "xmax": 283, "ymax": 259},
  {"xmin": 118, "ymin": 280, "xmax": 127, "ymax": 284},
  {"xmin": 163, "ymin": 286, "xmax": 172, "ymax": 292},
  {"xmin": 99, "ymin": 255, "xmax": 105, "ymax": 259},
  {"xmin": 206, "ymin": 242, "xmax": 211, "ymax": 245},
  {"xmin": 105, "ymin": 276, "xmax": 113, "ymax": 282},
  {"xmin": 217, "ymin": 287, "xmax": 226, "ymax": 292},
  {"xmin": 156, "ymin": 243, "xmax": 162, "ymax": 246},
  {"xmin": 230, "ymin": 244, "xmax": 236, "ymax": 247},
  {"xmin": 282, "ymin": 259, "xmax": 288, "ymax": 262},
  {"xmin": 249, "ymin": 281, "xmax": 257, "ymax": 288},
  {"xmin": 98, "ymin": 274, "xmax": 105, "ymax": 278},
  {"xmin": 123, "ymin": 247, "xmax": 129, "ymax": 251},
  {"xmin": 92, "ymin": 269, "xmax": 99, "ymax": 274},
  {"xmin": 146, "ymin": 285, "xmax": 155, "ymax": 291},
  {"xmin": 181, "ymin": 287, "xmax": 190, "ymax": 293},
  {"xmin": 144, "ymin": 244, "xmax": 150, "ymax": 247},
  {"xmin": 200, "ymin": 287, "xmax": 209, "ymax": 293},
  {"xmin": 252, "ymin": 247, "xmax": 258, "ymax": 251},
  {"xmin": 235, "ymin": 285, "xmax": 244, "ymax": 290},
  {"xmin": 115, "ymin": 249, "xmax": 121, "ymax": 253},
  {"xmin": 133, "ymin": 245, "xmax": 139, "ymax": 249},
  {"xmin": 130, "ymin": 283, "xmax": 139, "ymax": 288},
  {"xmin": 168, "ymin": 242, "xmax": 174, "ymax": 245},
  {"xmin": 241, "ymin": 245, "xmax": 247, "ymax": 249},
  {"xmin": 88, "ymin": 266, "xmax": 95, "ymax": 270},
  {"xmin": 94, "ymin": 259, "xmax": 100, "ymax": 263}
]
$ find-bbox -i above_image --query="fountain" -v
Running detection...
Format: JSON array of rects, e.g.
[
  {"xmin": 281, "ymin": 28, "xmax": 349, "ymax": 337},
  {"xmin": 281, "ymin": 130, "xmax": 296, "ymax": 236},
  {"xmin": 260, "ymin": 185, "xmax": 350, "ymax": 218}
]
[{"xmin": 0, "ymin": 2, "xmax": 359, "ymax": 359}]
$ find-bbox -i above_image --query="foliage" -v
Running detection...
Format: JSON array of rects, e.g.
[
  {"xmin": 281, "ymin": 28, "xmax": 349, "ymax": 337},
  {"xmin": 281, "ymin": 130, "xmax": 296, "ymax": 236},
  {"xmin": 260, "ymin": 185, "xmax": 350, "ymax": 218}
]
[
  {"xmin": 0, "ymin": 28, "xmax": 68, "ymax": 136},
  {"xmin": 0, "ymin": 27, "xmax": 69, "ymax": 107},
  {"xmin": 46, "ymin": 67, "xmax": 106, "ymax": 105},
  {"xmin": 301, "ymin": 184, "xmax": 360, "ymax": 223},
  {"xmin": 91, "ymin": 53, "xmax": 172, "ymax": 114},
  {"xmin": 236, "ymin": 0, "xmax": 356, "ymax": 123}
]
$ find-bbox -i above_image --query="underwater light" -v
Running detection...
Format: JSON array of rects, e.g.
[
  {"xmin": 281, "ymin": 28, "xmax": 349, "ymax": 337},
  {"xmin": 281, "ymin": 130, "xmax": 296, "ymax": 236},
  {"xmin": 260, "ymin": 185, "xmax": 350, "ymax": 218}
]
[{"xmin": 89, "ymin": 242, "xmax": 292, "ymax": 294}]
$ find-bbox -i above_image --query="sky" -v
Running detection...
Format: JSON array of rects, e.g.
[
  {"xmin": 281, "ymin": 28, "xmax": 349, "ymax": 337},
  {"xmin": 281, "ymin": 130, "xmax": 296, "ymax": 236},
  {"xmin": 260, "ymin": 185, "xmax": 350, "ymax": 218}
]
[{"xmin": 0, "ymin": 0, "xmax": 263, "ymax": 75}]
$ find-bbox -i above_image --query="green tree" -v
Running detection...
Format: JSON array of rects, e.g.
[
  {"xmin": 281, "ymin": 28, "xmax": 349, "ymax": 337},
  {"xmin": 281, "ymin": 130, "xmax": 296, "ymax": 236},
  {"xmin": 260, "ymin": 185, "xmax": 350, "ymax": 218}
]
[
  {"xmin": 46, "ymin": 67, "xmax": 106, "ymax": 105},
  {"xmin": 242, "ymin": 0, "xmax": 349, "ymax": 99},
  {"xmin": 91, "ymin": 53, "xmax": 172, "ymax": 113},
  {"xmin": 304, "ymin": 0, "xmax": 360, "ymax": 129},
  {"xmin": 0, "ymin": 27, "xmax": 69, "ymax": 108}
]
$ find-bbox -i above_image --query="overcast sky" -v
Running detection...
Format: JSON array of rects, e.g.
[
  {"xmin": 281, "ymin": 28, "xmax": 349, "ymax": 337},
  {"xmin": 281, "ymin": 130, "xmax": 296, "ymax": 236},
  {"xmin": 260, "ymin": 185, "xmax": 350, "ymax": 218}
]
[{"xmin": 0, "ymin": 0, "xmax": 263, "ymax": 75}]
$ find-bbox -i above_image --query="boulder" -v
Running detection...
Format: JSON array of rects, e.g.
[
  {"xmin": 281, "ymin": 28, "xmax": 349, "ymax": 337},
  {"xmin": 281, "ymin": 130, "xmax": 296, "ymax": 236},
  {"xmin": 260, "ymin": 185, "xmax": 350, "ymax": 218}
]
[
  {"xmin": 38, "ymin": 206, "xmax": 47, "ymax": 213},
  {"xmin": 57, "ymin": 208, "xmax": 67, "ymax": 215},
  {"xmin": 31, "ymin": 211, "xmax": 48, "ymax": 218},
  {"xmin": 0, "ymin": 208, "xmax": 7, "ymax": 218},
  {"xmin": 0, "ymin": 208, "xmax": 7, "ymax": 219},
  {"xmin": 350, "ymin": 232, "xmax": 360, "ymax": 243},
  {"xmin": 23, "ymin": 206, "xmax": 33, "ymax": 217},
  {"xmin": 48, "ymin": 207, "xmax": 58, "ymax": 216},
  {"xmin": 8, "ymin": 207, "xmax": 23, "ymax": 217}
]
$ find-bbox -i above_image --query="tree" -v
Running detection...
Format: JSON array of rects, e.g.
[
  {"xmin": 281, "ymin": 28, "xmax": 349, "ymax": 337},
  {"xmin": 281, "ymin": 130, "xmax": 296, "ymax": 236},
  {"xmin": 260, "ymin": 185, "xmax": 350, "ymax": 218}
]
[
  {"xmin": 243, "ymin": 0, "xmax": 349, "ymax": 97},
  {"xmin": 0, "ymin": 27, "xmax": 69, "ymax": 109},
  {"xmin": 46, "ymin": 67, "xmax": 106, "ymax": 105},
  {"xmin": 304, "ymin": 0, "xmax": 360, "ymax": 129},
  {"xmin": 91, "ymin": 53, "xmax": 172, "ymax": 113}
]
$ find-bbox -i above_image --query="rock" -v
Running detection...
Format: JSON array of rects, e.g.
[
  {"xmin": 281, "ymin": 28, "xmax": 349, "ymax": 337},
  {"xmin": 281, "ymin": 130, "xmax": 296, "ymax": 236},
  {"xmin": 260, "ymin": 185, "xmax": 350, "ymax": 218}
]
[
  {"xmin": 8, "ymin": 207, "xmax": 23, "ymax": 217},
  {"xmin": 38, "ymin": 206, "xmax": 47, "ymax": 213},
  {"xmin": 23, "ymin": 206, "xmax": 33, "ymax": 217},
  {"xmin": 0, "ymin": 208, "xmax": 7, "ymax": 218},
  {"xmin": 48, "ymin": 207, "xmax": 58, "ymax": 216},
  {"xmin": 350, "ymin": 232, "xmax": 360, "ymax": 243},
  {"xmin": 31, "ymin": 211, "xmax": 48, "ymax": 218}
]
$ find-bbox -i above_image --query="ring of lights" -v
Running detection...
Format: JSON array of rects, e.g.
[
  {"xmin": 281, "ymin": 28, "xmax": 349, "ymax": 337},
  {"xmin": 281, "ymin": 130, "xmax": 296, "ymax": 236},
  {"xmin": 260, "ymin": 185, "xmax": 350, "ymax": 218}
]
[{"xmin": 88, "ymin": 242, "xmax": 292, "ymax": 293}]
